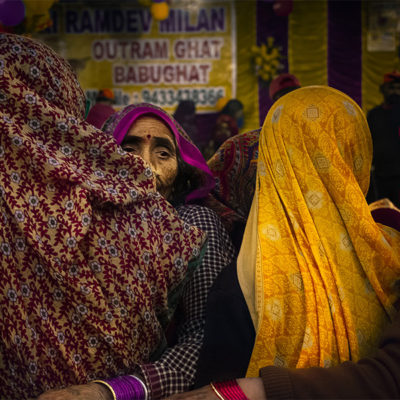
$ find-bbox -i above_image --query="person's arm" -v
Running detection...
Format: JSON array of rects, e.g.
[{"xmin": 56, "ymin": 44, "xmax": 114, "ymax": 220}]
[
  {"xmin": 139, "ymin": 205, "xmax": 236, "ymax": 399},
  {"xmin": 260, "ymin": 309, "xmax": 400, "ymax": 399},
  {"xmin": 166, "ymin": 310, "xmax": 400, "ymax": 400},
  {"xmin": 36, "ymin": 382, "xmax": 112, "ymax": 400},
  {"xmin": 37, "ymin": 309, "xmax": 400, "ymax": 400}
]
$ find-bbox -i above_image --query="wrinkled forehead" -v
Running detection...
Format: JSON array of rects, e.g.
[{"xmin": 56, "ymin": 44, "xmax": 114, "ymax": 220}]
[
  {"xmin": 128, "ymin": 114, "xmax": 177, "ymax": 144},
  {"xmin": 131, "ymin": 114, "xmax": 174, "ymax": 132},
  {"xmin": 0, "ymin": 33, "xmax": 85, "ymax": 118},
  {"xmin": 111, "ymin": 104, "xmax": 186, "ymax": 145}
]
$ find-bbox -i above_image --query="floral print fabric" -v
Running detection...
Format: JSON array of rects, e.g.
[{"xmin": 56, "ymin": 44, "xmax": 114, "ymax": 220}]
[
  {"xmin": 0, "ymin": 33, "xmax": 205, "ymax": 399},
  {"xmin": 206, "ymin": 128, "xmax": 260, "ymax": 233}
]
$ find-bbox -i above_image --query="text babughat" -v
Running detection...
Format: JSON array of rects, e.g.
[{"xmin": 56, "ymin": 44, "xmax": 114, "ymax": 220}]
[{"xmin": 113, "ymin": 63, "xmax": 211, "ymax": 85}]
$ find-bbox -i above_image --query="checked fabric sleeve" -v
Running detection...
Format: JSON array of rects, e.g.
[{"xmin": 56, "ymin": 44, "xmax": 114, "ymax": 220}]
[{"xmin": 138, "ymin": 204, "xmax": 236, "ymax": 399}]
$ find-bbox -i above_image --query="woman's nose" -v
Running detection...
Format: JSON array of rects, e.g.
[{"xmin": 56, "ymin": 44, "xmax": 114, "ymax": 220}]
[{"xmin": 140, "ymin": 150, "xmax": 157, "ymax": 172}]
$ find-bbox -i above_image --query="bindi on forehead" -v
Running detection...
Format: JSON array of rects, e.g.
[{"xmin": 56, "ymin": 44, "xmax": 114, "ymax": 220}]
[{"xmin": 146, "ymin": 134, "xmax": 152, "ymax": 140}]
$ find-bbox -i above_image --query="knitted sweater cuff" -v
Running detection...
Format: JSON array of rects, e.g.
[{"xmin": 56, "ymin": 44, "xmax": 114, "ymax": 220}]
[{"xmin": 259, "ymin": 366, "xmax": 294, "ymax": 400}]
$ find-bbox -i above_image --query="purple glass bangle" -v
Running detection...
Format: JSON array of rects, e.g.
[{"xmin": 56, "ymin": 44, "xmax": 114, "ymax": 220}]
[{"xmin": 94, "ymin": 375, "xmax": 148, "ymax": 400}]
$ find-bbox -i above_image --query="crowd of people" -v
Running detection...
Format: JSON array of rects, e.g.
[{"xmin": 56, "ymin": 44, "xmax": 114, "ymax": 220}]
[{"xmin": 1, "ymin": 32, "xmax": 400, "ymax": 400}]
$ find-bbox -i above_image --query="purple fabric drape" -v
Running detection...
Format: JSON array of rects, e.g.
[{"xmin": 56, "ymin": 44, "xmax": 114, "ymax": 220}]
[
  {"xmin": 328, "ymin": 0, "xmax": 362, "ymax": 105},
  {"xmin": 257, "ymin": 0, "xmax": 289, "ymax": 126}
]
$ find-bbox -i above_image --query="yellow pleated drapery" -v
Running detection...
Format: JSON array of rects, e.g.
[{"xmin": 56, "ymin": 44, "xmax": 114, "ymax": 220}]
[
  {"xmin": 237, "ymin": 86, "xmax": 400, "ymax": 376},
  {"xmin": 288, "ymin": 0, "xmax": 328, "ymax": 87},
  {"xmin": 235, "ymin": 0, "xmax": 260, "ymax": 132}
]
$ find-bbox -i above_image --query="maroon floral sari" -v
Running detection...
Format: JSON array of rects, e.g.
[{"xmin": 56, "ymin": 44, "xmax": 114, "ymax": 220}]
[
  {"xmin": 205, "ymin": 129, "xmax": 260, "ymax": 233},
  {"xmin": 0, "ymin": 33, "xmax": 205, "ymax": 399}
]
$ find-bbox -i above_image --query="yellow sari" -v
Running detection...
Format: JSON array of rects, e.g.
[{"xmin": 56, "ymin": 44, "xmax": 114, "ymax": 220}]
[{"xmin": 237, "ymin": 86, "xmax": 400, "ymax": 376}]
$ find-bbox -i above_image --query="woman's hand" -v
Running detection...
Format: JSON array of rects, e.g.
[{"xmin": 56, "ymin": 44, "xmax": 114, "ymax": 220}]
[
  {"xmin": 236, "ymin": 377, "xmax": 267, "ymax": 400},
  {"xmin": 166, "ymin": 384, "xmax": 219, "ymax": 399},
  {"xmin": 165, "ymin": 378, "xmax": 267, "ymax": 400},
  {"xmin": 36, "ymin": 382, "xmax": 113, "ymax": 400}
]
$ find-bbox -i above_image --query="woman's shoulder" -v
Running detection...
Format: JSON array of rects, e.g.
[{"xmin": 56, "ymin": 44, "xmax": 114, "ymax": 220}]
[
  {"xmin": 176, "ymin": 203, "xmax": 221, "ymax": 220},
  {"xmin": 176, "ymin": 204, "xmax": 225, "ymax": 233}
]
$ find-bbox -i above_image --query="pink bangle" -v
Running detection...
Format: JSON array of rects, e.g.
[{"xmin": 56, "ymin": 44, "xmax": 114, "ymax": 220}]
[{"xmin": 210, "ymin": 380, "xmax": 249, "ymax": 400}]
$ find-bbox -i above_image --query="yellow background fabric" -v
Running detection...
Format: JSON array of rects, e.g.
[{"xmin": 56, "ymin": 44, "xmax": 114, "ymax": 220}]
[
  {"xmin": 288, "ymin": 1, "xmax": 400, "ymax": 114},
  {"xmin": 235, "ymin": 0, "xmax": 260, "ymax": 132},
  {"xmin": 238, "ymin": 86, "xmax": 400, "ymax": 376},
  {"xmin": 288, "ymin": 0, "xmax": 328, "ymax": 87}
]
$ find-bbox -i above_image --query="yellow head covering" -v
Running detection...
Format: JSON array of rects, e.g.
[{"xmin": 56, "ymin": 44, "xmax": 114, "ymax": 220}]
[{"xmin": 237, "ymin": 86, "xmax": 400, "ymax": 375}]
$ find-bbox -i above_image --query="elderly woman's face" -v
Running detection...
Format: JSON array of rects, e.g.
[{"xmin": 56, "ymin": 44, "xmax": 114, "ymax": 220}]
[{"xmin": 122, "ymin": 115, "xmax": 178, "ymax": 199}]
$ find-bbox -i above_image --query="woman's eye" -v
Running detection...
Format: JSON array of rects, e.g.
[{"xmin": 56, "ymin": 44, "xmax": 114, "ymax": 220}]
[
  {"xmin": 122, "ymin": 145, "xmax": 137, "ymax": 153},
  {"xmin": 157, "ymin": 149, "xmax": 172, "ymax": 158}
]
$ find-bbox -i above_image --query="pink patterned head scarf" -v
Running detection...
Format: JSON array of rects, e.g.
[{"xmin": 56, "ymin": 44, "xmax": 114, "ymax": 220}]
[
  {"xmin": 0, "ymin": 33, "xmax": 205, "ymax": 398},
  {"xmin": 103, "ymin": 103, "xmax": 215, "ymax": 203}
]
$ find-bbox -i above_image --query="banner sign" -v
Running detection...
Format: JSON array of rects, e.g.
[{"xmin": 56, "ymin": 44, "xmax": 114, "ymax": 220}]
[{"xmin": 37, "ymin": 0, "xmax": 236, "ymax": 113}]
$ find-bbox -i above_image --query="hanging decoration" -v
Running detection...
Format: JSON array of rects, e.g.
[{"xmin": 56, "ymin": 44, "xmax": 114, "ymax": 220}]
[
  {"xmin": 139, "ymin": 0, "xmax": 171, "ymax": 21},
  {"xmin": 0, "ymin": 0, "xmax": 57, "ymax": 33},
  {"xmin": 151, "ymin": 0, "xmax": 170, "ymax": 21},
  {"xmin": 273, "ymin": 0, "xmax": 293, "ymax": 17},
  {"xmin": 251, "ymin": 36, "xmax": 284, "ymax": 83},
  {"xmin": 0, "ymin": 0, "xmax": 25, "ymax": 27},
  {"xmin": 24, "ymin": 0, "xmax": 57, "ymax": 32}
]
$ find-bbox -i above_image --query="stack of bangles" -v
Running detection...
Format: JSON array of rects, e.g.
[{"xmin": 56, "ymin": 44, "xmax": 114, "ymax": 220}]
[
  {"xmin": 210, "ymin": 380, "xmax": 249, "ymax": 400},
  {"xmin": 93, "ymin": 375, "xmax": 148, "ymax": 400}
]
